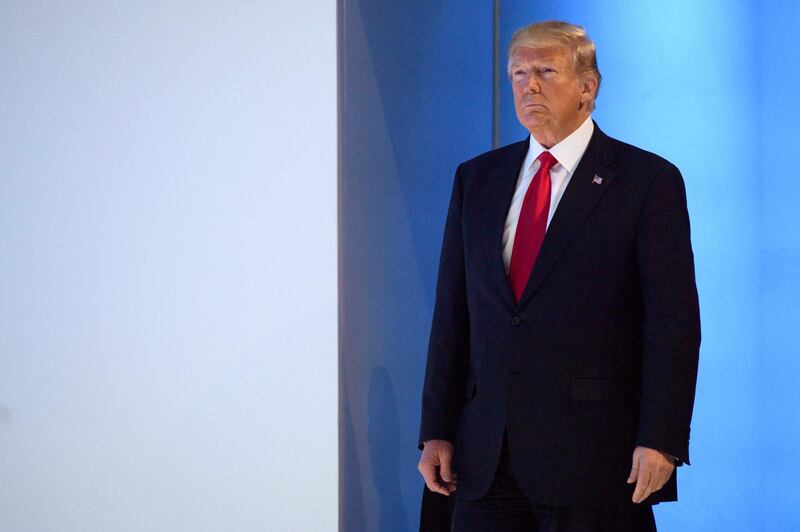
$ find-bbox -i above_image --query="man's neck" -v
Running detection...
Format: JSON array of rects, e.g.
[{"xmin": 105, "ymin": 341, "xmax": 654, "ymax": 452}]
[{"xmin": 530, "ymin": 113, "xmax": 591, "ymax": 149}]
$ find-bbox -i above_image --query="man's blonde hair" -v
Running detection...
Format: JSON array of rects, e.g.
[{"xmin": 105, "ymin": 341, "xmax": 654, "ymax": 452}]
[{"xmin": 507, "ymin": 21, "xmax": 602, "ymax": 110}]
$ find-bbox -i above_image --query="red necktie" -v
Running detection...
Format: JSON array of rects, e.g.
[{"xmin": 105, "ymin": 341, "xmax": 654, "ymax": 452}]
[{"xmin": 508, "ymin": 151, "xmax": 557, "ymax": 302}]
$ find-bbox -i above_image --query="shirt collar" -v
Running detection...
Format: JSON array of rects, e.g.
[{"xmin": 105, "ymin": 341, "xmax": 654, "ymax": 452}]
[{"xmin": 522, "ymin": 115, "xmax": 595, "ymax": 175}]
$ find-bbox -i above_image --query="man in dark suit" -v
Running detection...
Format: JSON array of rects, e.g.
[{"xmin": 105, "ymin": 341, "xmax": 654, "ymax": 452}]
[{"xmin": 417, "ymin": 21, "xmax": 700, "ymax": 531}]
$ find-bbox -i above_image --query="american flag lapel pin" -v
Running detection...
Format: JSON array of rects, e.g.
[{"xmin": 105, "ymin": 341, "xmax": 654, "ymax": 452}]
[{"xmin": 592, "ymin": 175, "xmax": 603, "ymax": 185}]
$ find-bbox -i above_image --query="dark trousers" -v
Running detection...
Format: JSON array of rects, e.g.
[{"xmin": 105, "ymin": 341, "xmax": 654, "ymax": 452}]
[{"xmin": 450, "ymin": 433, "xmax": 657, "ymax": 532}]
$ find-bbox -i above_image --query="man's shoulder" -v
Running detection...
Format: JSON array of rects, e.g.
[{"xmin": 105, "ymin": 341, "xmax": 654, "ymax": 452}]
[
  {"xmin": 456, "ymin": 139, "xmax": 529, "ymax": 173},
  {"xmin": 603, "ymin": 133, "xmax": 679, "ymax": 176},
  {"xmin": 595, "ymin": 132, "xmax": 690, "ymax": 208}
]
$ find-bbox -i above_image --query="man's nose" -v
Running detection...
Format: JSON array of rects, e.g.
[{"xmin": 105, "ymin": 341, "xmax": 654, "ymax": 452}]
[{"xmin": 526, "ymin": 74, "xmax": 540, "ymax": 93}]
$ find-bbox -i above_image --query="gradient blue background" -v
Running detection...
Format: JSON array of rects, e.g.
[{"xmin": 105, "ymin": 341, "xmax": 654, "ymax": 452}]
[{"xmin": 341, "ymin": 1, "xmax": 800, "ymax": 530}]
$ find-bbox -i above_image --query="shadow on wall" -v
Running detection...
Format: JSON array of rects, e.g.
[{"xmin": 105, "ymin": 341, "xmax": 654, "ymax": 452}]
[
  {"xmin": 341, "ymin": 369, "xmax": 366, "ymax": 531},
  {"xmin": 368, "ymin": 366, "xmax": 409, "ymax": 531}
]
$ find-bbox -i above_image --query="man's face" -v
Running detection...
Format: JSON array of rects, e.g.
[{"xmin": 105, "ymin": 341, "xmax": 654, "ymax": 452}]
[{"xmin": 509, "ymin": 46, "xmax": 594, "ymax": 147}]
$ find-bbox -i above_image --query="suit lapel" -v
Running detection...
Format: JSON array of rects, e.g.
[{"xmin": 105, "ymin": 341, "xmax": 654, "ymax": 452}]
[
  {"xmin": 515, "ymin": 124, "xmax": 617, "ymax": 310},
  {"xmin": 484, "ymin": 139, "xmax": 529, "ymax": 311}
]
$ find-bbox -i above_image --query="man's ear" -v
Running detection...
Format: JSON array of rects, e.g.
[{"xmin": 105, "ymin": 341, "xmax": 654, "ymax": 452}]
[{"xmin": 579, "ymin": 74, "xmax": 599, "ymax": 105}]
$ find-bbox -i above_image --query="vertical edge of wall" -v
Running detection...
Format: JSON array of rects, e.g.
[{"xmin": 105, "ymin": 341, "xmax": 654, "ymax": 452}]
[
  {"xmin": 337, "ymin": 1, "xmax": 345, "ymax": 531},
  {"xmin": 492, "ymin": 0, "xmax": 501, "ymax": 149}
]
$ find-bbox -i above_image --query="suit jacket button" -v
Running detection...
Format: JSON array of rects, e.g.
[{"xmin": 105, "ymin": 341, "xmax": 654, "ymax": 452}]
[{"xmin": 511, "ymin": 316, "xmax": 521, "ymax": 326}]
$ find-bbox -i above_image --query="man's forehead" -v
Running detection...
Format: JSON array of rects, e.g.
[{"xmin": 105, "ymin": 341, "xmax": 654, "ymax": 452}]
[{"xmin": 510, "ymin": 45, "xmax": 570, "ymax": 64}]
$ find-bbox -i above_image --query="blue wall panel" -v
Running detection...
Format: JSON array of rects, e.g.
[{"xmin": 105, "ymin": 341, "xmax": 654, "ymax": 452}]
[
  {"xmin": 759, "ymin": 3, "xmax": 800, "ymax": 529},
  {"xmin": 339, "ymin": 2, "xmax": 493, "ymax": 530},
  {"xmin": 341, "ymin": 1, "xmax": 799, "ymax": 530}
]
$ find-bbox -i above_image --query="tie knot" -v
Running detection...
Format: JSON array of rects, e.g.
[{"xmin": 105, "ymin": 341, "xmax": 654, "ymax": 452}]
[{"xmin": 537, "ymin": 151, "xmax": 557, "ymax": 171}]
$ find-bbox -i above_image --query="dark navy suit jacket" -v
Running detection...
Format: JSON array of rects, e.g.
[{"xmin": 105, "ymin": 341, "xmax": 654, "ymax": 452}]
[{"xmin": 419, "ymin": 123, "xmax": 700, "ymax": 510}]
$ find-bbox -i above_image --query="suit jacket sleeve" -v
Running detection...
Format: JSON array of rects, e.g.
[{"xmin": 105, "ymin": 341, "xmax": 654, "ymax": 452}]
[
  {"xmin": 634, "ymin": 162, "xmax": 701, "ymax": 465},
  {"xmin": 418, "ymin": 164, "xmax": 470, "ymax": 449}
]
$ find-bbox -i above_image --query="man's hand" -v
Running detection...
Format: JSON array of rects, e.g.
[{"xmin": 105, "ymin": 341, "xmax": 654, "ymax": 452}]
[
  {"xmin": 417, "ymin": 439, "xmax": 458, "ymax": 496},
  {"xmin": 627, "ymin": 445, "xmax": 676, "ymax": 503}
]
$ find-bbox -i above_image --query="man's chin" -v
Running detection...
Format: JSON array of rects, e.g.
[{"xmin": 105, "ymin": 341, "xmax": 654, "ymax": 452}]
[{"xmin": 521, "ymin": 119, "xmax": 549, "ymax": 134}]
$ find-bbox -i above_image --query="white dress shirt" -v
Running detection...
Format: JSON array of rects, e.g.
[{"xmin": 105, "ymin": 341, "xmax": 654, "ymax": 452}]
[{"xmin": 502, "ymin": 116, "xmax": 595, "ymax": 273}]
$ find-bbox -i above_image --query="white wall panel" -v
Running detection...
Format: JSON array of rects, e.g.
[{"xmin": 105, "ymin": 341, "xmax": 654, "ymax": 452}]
[{"xmin": 0, "ymin": 2, "xmax": 337, "ymax": 531}]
